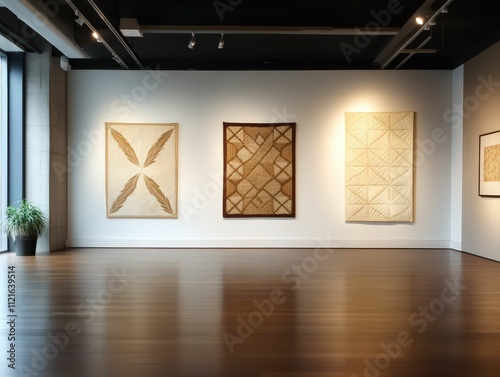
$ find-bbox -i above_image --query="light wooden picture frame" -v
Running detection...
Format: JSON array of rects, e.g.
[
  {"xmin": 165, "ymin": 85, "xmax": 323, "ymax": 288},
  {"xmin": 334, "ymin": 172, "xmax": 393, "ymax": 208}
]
[
  {"xmin": 345, "ymin": 112, "xmax": 414, "ymax": 222},
  {"xmin": 106, "ymin": 122, "xmax": 178, "ymax": 218}
]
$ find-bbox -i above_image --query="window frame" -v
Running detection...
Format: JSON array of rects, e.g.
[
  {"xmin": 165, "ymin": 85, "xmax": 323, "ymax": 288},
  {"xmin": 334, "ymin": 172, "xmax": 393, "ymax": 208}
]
[{"xmin": 0, "ymin": 53, "xmax": 7, "ymax": 252}]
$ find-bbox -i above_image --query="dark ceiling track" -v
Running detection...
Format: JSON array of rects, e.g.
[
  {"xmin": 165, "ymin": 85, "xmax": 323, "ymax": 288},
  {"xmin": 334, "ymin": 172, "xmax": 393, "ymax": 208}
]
[
  {"xmin": 375, "ymin": 0, "xmax": 454, "ymax": 69},
  {"xmin": 85, "ymin": 0, "xmax": 143, "ymax": 69},
  {"xmin": 64, "ymin": 0, "xmax": 129, "ymax": 69},
  {"xmin": 395, "ymin": 35, "xmax": 433, "ymax": 69}
]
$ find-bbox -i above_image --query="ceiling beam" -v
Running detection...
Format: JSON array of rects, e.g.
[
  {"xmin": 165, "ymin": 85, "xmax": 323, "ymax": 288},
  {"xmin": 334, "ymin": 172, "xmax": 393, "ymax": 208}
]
[
  {"xmin": 1, "ymin": 0, "xmax": 88, "ymax": 58},
  {"xmin": 401, "ymin": 48, "xmax": 438, "ymax": 53},
  {"xmin": 141, "ymin": 25, "xmax": 400, "ymax": 36},
  {"xmin": 0, "ymin": 15, "xmax": 40, "ymax": 53}
]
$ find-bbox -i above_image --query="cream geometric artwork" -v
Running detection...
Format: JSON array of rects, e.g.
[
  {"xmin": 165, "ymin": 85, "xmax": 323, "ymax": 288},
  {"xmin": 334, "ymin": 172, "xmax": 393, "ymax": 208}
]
[
  {"xmin": 484, "ymin": 144, "xmax": 500, "ymax": 182},
  {"xmin": 106, "ymin": 122, "xmax": 178, "ymax": 218},
  {"xmin": 345, "ymin": 112, "xmax": 414, "ymax": 222}
]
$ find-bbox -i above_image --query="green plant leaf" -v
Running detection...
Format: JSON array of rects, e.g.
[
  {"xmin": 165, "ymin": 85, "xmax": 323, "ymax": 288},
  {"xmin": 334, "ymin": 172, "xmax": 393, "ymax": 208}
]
[{"xmin": 2, "ymin": 199, "xmax": 48, "ymax": 237}]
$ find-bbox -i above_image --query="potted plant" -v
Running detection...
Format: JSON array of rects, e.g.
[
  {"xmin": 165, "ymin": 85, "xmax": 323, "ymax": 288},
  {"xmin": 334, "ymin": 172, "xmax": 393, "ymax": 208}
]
[{"xmin": 3, "ymin": 199, "xmax": 48, "ymax": 256}]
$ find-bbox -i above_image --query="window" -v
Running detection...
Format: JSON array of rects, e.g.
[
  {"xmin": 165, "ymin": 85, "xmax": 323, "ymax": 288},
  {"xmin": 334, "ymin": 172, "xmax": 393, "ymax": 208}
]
[{"xmin": 0, "ymin": 53, "xmax": 7, "ymax": 252}]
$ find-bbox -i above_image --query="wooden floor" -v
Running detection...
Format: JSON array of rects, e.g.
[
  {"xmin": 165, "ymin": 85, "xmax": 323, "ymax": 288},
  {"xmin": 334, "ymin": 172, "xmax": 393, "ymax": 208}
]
[{"xmin": 1, "ymin": 248, "xmax": 499, "ymax": 377}]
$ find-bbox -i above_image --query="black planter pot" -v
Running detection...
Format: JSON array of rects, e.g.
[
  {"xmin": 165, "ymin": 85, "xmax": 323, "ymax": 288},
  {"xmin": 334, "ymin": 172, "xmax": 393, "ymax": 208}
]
[{"xmin": 15, "ymin": 235, "xmax": 38, "ymax": 256}]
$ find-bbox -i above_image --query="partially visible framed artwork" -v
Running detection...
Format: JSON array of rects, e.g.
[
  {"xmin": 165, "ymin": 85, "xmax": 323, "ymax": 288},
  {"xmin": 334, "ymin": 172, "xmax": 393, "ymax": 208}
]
[
  {"xmin": 479, "ymin": 130, "xmax": 500, "ymax": 197},
  {"xmin": 223, "ymin": 122, "xmax": 295, "ymax": 217},
  {"xmin": 345, "ymin": 111, "xmax": 414, "ymax": 222},
  {"xmin": 106, "ymin": 122, "xmax": 178, "ymax": 218}
]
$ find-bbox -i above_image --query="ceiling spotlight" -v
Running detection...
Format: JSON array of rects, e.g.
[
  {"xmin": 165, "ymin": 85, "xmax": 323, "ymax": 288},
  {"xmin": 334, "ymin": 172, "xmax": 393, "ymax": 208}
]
[
  {"xmin": 415, "ymin": 16, "xmax": 424, "ymax": 25},
  {"xmin": 441, "ymin": 7, "xmax": 448, "ymax": 13},
  {"xmin": 188, "ymin": 32, "xmax": 196, "ymax": 49},
  {"xmin": 74, "ymin": 10, "xmax": 84, "ymax": 26},
  {"xmin": 92, "ymin": 31, "xmax": 103, "ymax": 42},
  {"xmin": 218, "ymin": 33, "xmax": 224, "ymax": 49}
]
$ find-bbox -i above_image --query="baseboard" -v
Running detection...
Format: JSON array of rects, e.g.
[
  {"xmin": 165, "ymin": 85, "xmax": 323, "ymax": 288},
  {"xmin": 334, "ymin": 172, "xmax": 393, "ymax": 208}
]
[
  {"xmin": 66, "ymin": 238, "xmax": 453, "ymax": 249},
  {"xmin": 449, "ymin": 240, "xmax": 462, "ymax": 251},
  {"xmin": 460, "ymin": 249, "xmax": 500, "ymax": 263}
]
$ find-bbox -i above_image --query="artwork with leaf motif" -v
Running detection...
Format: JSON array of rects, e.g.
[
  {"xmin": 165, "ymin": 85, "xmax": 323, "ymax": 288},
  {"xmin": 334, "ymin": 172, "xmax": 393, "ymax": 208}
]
[{"xmin": 106, "ymin": 123, "xmax": 178, "ymax": 218}]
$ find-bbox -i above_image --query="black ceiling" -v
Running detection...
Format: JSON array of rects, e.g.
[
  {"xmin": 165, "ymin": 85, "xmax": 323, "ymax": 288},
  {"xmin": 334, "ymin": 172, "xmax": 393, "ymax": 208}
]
[{"xmin": 1, "ymin": 0, "xmax": 500, "ymax": 70}]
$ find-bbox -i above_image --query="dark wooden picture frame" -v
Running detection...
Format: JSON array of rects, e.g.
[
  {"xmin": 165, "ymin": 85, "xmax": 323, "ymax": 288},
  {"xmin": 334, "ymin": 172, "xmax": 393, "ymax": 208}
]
[
  {"xmin": 479, "ymin": 130, "xmax": 500, "ymax": 197},
  {"xmin": 223, "ymin": 122, "xmax": 296, "ymax": 218}
]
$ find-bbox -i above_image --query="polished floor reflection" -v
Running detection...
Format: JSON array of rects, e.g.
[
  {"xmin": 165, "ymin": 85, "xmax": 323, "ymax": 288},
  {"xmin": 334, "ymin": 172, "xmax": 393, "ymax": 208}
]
[{"xmin": 0, "ymin": 248, "xmax": 499, "ymax": 376}]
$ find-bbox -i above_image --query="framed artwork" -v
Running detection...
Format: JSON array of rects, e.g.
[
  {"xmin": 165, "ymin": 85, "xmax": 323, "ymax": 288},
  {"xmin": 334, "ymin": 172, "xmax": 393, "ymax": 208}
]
[
  {"xmin": 106, "ymin": 122, "xmax": 178, "ymax": 218},
  {"xmin": 479, "ymin": 130, "xmax": 500, "ymax": 197},
  {"xmin": 345, "ymin": 112, "xmax": 414, "ymax": 222},
  {"xmin": 223, "ymin": 122, "xmax": 296, "ymax": 217}
]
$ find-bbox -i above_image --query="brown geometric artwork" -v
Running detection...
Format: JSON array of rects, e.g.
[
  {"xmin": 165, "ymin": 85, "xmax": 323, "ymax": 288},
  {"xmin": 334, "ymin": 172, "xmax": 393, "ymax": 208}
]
[
  {"xmin": 106, "ymin": 123, "xmax": 178, "ymax": 218},
  {"xmin": 484, "ymin": 144, "xmax": 500, "ymax": 182},
  {"xmin": 223, "ymin": 122, "xmax": 295, "ymax": 217},
  {"xmin": 345, "ymin": 112, "xmax": 414, "ymax": 222}
]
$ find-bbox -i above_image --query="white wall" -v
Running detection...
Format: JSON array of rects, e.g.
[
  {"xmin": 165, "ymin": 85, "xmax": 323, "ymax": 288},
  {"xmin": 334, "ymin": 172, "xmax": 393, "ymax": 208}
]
[
  {"xmin": 68, "ymin": 69, "xmax": 453, "ymax": 248},
  {"xmin": 462, "ymin": 41, "xmax": 500, "ymax": 261}
]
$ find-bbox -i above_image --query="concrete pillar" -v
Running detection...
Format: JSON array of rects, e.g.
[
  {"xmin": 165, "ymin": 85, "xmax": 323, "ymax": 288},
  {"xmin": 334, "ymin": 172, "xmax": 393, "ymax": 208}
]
[{"xmin": 25, "ymin": 44, "xmax": 67, "ymax": 252}]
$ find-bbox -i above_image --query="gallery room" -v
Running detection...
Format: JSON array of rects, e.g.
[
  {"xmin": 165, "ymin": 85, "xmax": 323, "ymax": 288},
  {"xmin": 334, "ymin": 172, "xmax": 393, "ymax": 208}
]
[{"xmin": 1, "ymin": 0, "xmax": 500, "ymax": 376}]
